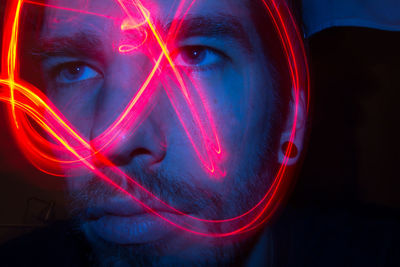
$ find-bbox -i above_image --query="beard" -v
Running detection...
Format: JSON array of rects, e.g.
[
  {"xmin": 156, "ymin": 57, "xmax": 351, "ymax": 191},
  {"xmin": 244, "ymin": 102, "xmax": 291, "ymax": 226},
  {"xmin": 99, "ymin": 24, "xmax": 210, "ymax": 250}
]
[
  {"xmin": 65, "ymin": 148, "xmax": 277, "ymax": 267},
  {"xmin": 64, "ymin": 105, "xmax": 280, "ymax": 267}
]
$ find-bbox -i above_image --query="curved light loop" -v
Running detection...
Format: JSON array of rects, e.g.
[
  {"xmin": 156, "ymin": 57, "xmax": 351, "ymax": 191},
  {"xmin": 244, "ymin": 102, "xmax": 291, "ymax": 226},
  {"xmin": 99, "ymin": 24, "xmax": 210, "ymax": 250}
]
[{"xmin": 0, "ymin": 0, "xmax": 310, "ymax": 237}]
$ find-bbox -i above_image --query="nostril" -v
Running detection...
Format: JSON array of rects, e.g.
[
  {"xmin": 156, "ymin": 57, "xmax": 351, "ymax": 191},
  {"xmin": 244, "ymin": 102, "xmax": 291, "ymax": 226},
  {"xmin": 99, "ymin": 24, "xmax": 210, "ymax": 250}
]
[
  {"xmin": 92, "ymin": 122, "xmax": 167, "ymax": 167},
  {"xmin": 107, "ymin": 148, "xmax": 151, "ymax": 166},
  {"xmin": 129, "ymin": 147, "xmax": 151, "ymax": 158},
  {"xmin": 104, "ymin": 147, "xmax": 165, "ymax": 167},
  {"xmin": 129, "ymin": 146, "xmax": 166, "ymax": 165}
]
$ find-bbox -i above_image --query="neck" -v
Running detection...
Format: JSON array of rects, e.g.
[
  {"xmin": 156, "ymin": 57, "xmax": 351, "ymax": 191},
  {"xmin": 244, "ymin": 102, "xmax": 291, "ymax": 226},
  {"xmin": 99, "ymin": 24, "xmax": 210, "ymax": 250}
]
[{"xmin": 244, "ymin": 226, "xmax": 274, "ymax": 267}]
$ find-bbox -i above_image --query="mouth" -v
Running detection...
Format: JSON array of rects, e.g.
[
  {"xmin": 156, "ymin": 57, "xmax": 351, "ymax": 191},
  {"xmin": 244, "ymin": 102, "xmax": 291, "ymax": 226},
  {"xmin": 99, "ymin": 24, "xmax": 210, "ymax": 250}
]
[
  {"xmin": 85, "ymin": 196, "xmax": 186, "ymax": 244},
  {"xmin": 88, "ymin": 212, "xmax": 181, "ymax": 244}
]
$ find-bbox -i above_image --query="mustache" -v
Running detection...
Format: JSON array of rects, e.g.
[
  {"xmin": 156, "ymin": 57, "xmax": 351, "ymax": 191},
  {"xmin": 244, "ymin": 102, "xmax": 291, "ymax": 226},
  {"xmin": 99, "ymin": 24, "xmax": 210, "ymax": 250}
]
[{"xmin": 67, "ymin": 164, "xmax": 223, "ymax": 219}]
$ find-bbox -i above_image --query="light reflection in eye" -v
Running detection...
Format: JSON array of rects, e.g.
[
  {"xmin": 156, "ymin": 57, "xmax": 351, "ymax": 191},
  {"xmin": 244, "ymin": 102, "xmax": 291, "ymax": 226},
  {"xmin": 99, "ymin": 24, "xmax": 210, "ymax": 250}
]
[{"xmin": 52, "ymin": 62, "xmax": 102, "ymax": 83}]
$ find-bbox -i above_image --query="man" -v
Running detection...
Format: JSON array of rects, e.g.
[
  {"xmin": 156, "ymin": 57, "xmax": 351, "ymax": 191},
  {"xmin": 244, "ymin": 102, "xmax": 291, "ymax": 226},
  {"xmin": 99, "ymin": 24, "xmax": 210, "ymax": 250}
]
[{"xmin": 1, "ymin": 0, "xmax": 308, "ymax": 266}]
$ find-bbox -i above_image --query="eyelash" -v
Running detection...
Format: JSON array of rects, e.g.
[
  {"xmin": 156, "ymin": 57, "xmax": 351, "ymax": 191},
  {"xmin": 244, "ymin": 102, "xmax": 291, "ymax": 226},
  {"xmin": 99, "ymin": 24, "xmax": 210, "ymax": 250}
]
[
  {"xmin": 50, "ymin": 61, "xmax": 102, "ymax": 83},
  {"xmin": 172, "ymin": 45, "xmax": 229, "ymax": 72}
]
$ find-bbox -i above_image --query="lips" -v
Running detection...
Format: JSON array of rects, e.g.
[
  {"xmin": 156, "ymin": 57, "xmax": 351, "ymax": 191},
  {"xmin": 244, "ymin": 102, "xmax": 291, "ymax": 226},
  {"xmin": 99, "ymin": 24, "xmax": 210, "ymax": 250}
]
[
  {"xmin": 87, "ymin": 194, "xmax": 184, "ymax": 219},
  {"xmin": 88, "ymin": 212, "xmax": 180, "ymax": 244},
  {"xmin": 85, "ymin": 195, "xmax": 186, "ymax": 244}
]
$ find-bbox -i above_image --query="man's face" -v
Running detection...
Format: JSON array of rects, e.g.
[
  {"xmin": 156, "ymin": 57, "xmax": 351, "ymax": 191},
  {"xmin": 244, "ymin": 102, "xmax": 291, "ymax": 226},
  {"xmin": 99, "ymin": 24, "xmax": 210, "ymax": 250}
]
[{"xmin": 22, "ymin": 0, "xmax": 287, "ymax": 265}]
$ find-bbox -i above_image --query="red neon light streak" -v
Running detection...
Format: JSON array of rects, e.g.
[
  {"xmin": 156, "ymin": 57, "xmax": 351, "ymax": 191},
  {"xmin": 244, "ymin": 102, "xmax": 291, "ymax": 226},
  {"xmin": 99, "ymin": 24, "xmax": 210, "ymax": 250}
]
[
  {"xmin": 0, "ymin": 0, "xmax": 309, "ymax": 236},
  {"xmin": 24, "ymin": 0, "xmax": 119, "ymax": 20}
]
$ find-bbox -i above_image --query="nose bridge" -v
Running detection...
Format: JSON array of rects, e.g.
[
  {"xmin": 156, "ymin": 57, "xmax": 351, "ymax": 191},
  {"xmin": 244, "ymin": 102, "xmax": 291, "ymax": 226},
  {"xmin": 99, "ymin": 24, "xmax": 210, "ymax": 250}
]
[
  {"xmin": 89, "ymin": 50, "xmax": 168, "ymax": 166},
  {"xmin": 91, "ymin": 52, "xmax": 154, "ymax": 136}
]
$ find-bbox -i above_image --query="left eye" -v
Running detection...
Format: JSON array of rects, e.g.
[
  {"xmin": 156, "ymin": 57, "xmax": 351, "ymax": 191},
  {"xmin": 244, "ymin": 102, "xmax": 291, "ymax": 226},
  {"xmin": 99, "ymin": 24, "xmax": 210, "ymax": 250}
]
[
  {"xmin": 173, "ymin": 46, "xmax": 222, "ymax": 69},
  {"xmin": 53, "ymin": 62, "xmax": 102, "ymax": 83}
]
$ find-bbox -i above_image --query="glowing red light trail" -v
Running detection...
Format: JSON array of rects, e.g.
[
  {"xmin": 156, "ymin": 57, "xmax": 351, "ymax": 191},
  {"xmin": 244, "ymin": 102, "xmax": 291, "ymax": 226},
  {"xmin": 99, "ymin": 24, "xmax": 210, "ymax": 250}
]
[{"xmin": 0, "ymin": 0, "xmax": 309, "ymax": 237}]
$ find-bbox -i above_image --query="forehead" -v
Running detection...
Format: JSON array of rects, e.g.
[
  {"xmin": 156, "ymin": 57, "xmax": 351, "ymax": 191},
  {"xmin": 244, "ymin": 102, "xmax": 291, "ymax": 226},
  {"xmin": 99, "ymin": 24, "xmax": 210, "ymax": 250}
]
[{"xmin": 41, "ymin": 0, "xmax": 252, "ymax": 36}]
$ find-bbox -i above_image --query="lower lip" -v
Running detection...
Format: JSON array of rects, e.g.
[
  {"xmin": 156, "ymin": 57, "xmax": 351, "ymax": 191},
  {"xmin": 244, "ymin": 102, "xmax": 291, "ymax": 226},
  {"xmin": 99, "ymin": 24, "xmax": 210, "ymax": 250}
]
[{"xmin": 88, "ymin": 212, "xmax": 180, "ymax": 244}]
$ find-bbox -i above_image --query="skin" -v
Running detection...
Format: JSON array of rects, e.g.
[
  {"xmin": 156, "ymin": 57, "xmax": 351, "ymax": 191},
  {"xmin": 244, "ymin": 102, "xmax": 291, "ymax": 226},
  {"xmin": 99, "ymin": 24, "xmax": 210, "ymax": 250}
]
[{"xmin": 21, "ymin": 0, "xmax": 306, "ymax": 266}]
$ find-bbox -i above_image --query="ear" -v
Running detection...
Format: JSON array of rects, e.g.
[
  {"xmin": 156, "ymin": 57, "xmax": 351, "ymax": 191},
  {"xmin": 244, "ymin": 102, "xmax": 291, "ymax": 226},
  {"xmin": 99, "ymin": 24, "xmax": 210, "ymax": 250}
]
[{"xmin": 278, "ymin": 88, "xmax": 307, "ymax": 166}]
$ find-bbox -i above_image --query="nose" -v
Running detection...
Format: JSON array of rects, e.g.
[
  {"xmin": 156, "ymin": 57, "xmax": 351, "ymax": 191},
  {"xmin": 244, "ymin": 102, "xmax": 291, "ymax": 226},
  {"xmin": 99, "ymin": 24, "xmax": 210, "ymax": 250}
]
[{"xmin": 90, "ymin": 52, "xmax": 167, "ymax": 168}]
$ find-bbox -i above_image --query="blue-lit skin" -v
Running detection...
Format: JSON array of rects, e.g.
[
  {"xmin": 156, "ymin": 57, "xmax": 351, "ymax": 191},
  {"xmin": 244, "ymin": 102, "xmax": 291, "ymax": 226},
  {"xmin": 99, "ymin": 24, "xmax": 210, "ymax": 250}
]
[{"xmin": 26, "ymin": 0, "xmax": 307, "ymax": 266}]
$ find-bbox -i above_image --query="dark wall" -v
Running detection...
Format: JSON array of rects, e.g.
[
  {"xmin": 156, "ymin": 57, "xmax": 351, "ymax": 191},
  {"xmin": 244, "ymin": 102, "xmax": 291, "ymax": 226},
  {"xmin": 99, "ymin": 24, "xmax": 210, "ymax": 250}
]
[
  {"xmin": 289, "ymin": 27, "xmax": 400, "ymax": 212},
  {"xmin": 0, "ymin": 0, "xmax": 67, "ymax": 243}
]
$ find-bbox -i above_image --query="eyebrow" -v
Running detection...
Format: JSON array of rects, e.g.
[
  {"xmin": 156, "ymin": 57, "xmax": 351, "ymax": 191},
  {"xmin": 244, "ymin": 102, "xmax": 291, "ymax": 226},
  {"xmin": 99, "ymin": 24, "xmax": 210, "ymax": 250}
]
[
  {"xmin": 30, "ymin": 31, "xmax": 105, "ymax": 63},
  {"xmin": 164, "ymin": 15, "xmax": 253, "ymax": 52},
  {"xmin": 30, "ymin": 14, "xmax": 253, "ymax": 60}
]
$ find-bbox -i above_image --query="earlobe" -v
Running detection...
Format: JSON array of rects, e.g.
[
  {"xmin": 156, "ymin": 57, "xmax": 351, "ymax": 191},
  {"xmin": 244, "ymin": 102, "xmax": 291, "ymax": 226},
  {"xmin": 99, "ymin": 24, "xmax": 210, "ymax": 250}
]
[
  {"xmin": 281, "ymin": 141, "xmax": 298, "ymax": 159},
  {"xmin": 278, "ymin": 88, "xmax": 307, "ymax": 166}
]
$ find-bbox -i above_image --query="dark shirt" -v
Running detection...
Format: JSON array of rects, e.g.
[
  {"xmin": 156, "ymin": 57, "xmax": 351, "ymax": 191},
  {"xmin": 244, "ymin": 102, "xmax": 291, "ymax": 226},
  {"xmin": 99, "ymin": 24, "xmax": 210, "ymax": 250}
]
[
  {"xmin": 1, "ymin": 206, "xmax": 399, "ymax": 267},
  {"xmin": 0, "ymin": 221, "xmax": 92, "ymax": 267},
  {"xmin": 272, "ymin": 206, "xmax": 400, "ymax": 267}
]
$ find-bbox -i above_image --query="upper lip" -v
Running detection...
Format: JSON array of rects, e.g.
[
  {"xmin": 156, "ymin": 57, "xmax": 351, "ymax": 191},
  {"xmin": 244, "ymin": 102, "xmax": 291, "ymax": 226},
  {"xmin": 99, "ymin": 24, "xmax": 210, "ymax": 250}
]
[{"xmin": 87, "ymin": 194, "xmax": 185, "ymax": 219}]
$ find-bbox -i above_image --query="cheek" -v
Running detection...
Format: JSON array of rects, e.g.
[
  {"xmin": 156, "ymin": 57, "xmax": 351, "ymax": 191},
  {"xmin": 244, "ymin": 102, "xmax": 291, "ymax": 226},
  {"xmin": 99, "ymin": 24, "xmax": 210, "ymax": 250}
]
[
  {"xmin": 192, "ymin": 67, "xmax": 271, "ymax": 165},
  {"xmin": 48, "ymin": 83, "xmax": 101, "ymax": 139},
  {"xmin": 162, "ymin": 69, "xmax": 273, "ymax": 208},
  {"xmin": 45, "ymin": 91, "xmax": 99, "ymax": 188}
]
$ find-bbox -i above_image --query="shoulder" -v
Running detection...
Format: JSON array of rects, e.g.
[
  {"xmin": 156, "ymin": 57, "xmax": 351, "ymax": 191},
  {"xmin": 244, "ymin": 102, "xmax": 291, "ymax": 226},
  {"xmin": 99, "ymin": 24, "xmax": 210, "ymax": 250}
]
[{"xmin": 0, "ymin": 221, "xmax": 89, "ymax": 267}]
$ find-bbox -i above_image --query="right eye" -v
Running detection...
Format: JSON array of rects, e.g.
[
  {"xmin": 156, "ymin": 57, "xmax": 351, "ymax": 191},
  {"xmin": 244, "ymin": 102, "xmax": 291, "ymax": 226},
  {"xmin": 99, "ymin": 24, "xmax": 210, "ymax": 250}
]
[
  {"xmin": 52, "ymin": 62, "xmax": 102, "ymax": 83},
  {"xmin": 172, "ymin": 45, "xmax": 226, "ymax": 72}
]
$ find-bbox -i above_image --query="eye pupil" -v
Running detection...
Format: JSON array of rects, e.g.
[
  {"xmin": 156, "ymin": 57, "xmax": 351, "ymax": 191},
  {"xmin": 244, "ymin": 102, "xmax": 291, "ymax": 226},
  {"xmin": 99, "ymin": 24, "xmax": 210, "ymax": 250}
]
[
  {"xmin": 63, "ymin": 64, "xmax": 83, "ymax": 80},
  {"xmin": 70, "ymin": 65, "xmax": 81, "ymax": 74},
  {"xmin": 192, "ymin": 50, "xmax": 200, "ymax": 57},
  {"xmin": 181, "ymin": 47, "xmax": 206, "ymax": 65},
  {"xmin": 68, "ymin": 66, "xmax": 81, "ymax": 75}
]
